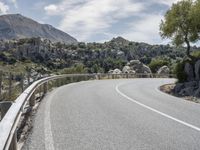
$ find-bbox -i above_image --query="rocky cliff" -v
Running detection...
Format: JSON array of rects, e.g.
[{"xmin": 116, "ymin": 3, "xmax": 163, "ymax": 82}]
[{"xmin": 0, "ymin": 14, "xmax": 77, "ymax": 44}]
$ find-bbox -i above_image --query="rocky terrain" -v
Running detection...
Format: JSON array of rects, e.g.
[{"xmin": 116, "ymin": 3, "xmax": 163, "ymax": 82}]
[
  {"xmin": 0, "ymin": 36, "xmax": 198, "ymax": 74},
  {"xmin": 173, "ymin": 59, "xmax": 200, "ymax": 98},
  {"xmin": 0, "ymin": 14, "xmax": 77, "ymax": 44}
]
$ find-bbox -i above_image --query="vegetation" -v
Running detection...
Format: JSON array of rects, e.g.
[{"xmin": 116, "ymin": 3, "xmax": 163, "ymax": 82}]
[
  {"xmin": 0, "ymin": 36, "xmax": 193, "ymax": 75},
  {"xmin": 160, "ymin": 0, "xmax": 200, "ymax": 57},
  {"xmin": 174, "ymin": 61, "xmax": 187, "ymax": 82},
  {"xmin": 60, "ymin": 64, "xmax": 87, "ymax": 74},
  {"xmin": 148, "ymin": 58, "xmax": 169, "ymax": 73}
]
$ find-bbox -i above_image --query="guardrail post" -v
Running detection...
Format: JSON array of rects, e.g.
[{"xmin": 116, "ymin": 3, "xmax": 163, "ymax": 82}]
[
  {"xmin": 29, "ymin": 93, "xmax": 35, "ymax": 107},
  {"xmin": 8, "ymin": 72, "xmax": 12, "ymax": 100},
  {"xmin": 0, "ymin": 71, "xmax": 2, "ymax": 100},
  {"xmin": 0, "ymin": 101, "xmax": 12, "ymax": 120},
  {"xmin": 70, "ymin": 77, "xmax": 74, "ymax": 83},
  {"xmin": 112, "ymin": 74, "xmax": 114, "ymax": 79},
  {"xmin": 43, "ymin": 82, "xmax": 48, "ymax": 94},
  {"xmin": 98, "ymin": 74, "xmax": 101, "ymax": 80},
  {"xmin": 20, "ymin": 74, "xmax": 24, "ymax": 92},
  {"xmin": 9, "ymin": 131, "xmax": 17, "ymax": 150},
  {"xmin": 85, "ymin": 75, "xmax": 88, "ymax": 81}
]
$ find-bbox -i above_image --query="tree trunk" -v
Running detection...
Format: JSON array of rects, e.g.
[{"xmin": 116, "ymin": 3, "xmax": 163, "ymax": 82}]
[{"xmin": 185, "ymin": 37, "xmax": 191, "ymax": 57}]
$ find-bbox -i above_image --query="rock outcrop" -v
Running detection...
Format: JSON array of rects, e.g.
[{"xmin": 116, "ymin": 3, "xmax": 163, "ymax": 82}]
[
  {"xmin": 122, "ymin": 66, "xmax": 131, "ymax": 73},
  {"xmin": 112, "ymin": 69, "xmax": 122, "ymax": 74},
  {"xmin": 157, "ymin": 66, "xmax": 170, "ymax": 75},
  {"xmin": 195, "ymin": 60, "xmax": 200, "ymax": 80},
  {"xmin": 173, "ymin": 60, "xmax": 200, "ymax": 98},
  {"xmin": 184, "ymin": 62, "xmax": 194, "ymax": 81},
  {"xmin": 128, "ymin": 60, "xmax": 152, "ymax": 74}
]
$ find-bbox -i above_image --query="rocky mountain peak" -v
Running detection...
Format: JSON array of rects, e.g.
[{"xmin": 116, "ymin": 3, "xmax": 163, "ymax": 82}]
[{"xmin": 0, "ymin": 14, "xmax": 78, "ymax": 44}]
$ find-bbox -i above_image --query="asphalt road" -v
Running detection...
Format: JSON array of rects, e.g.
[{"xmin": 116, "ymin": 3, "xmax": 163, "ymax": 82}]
[{"xmin": 23, "ymin": 79, "xmax": 200, "ymax": 150}]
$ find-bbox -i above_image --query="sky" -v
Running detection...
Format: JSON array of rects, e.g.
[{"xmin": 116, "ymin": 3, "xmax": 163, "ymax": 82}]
[{"xmin": 0, "ymin": 0, "xmax": 180, "ymax": 44}]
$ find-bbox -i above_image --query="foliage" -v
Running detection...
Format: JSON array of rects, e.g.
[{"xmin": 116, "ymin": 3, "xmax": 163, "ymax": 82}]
[
  {"xmin": 60, "ymin": 64, "xmax": 87, "ymax": 74},
  {"xmin": 174, "ymin": 61, "xmax": 187, "ymax": 82},
  {"xmin": 148, "ymin": 58, "xmax": 169, "ymax": 73},
  {"xmin": 191, "ymin": 50, "xmax": 200, "ymax": 59},
  {"xmin": 160, "ymin": 0, "xmax": 200, "ymax": 57},
  {"xmin": 0, "ymin": 36, "xmax": 197, "ymax": 74},
  {"xmin": 0, "ymin": 52, "xmax": 16, "ymax": 65}
]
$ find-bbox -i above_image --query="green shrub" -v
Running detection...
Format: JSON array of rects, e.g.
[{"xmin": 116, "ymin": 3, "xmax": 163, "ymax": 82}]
[
  {"xmin": 174, "ymin": 61, "xmax": 187, "ymax": 83},
  {"xmin": 61, "ymin": 64, "xmax": 88, "ymax": 74},
  {"xmin": 148, "ymin": 58, "xmax": 169, "ymax": 73},
  {"xmin": 192, "ymin": 50, "xmax": 200, "ymax": 59}
]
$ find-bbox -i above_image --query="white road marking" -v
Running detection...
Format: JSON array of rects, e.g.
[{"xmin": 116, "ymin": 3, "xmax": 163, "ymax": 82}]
[
  {"xmin": 44, "ymin": 91, "xmax": 55, "ymax": 150},
  {"xmin": 115, "ymin": 84, "xmax": 200, "ymax": 132},
  {"xmin": 44, "ymin": 82, "xmax": 87, "ymax": 150}
]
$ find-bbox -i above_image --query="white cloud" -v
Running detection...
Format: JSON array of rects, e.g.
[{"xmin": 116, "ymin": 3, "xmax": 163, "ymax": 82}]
[
  {"xmin": 44, "ymin": 0, "xmax": 144, "ymax": 41},
  {"xmin": 44, "ymin": 4, "xmax": 58, "ymax": 15},
  {"xmin": 155, "ymin": 0, "xmax": 180, "ymax": 6},
  {"xmin": 0, "ymin": 2, "xmax": 9, "ymax": 14},
  {"xmin": 121, "ymin": 14, "xmax": 168, "ymax": 44}
]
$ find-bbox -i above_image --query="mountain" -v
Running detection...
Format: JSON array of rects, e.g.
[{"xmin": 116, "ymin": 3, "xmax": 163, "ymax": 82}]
[{"xmin": 0, "ymin": 14, "xmax": 78, "ymax": 44}]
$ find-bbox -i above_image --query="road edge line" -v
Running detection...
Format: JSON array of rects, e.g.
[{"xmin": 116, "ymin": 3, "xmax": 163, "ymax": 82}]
[{"xmin": 115, "ymin": 84, "xmax": 200, "ymax": 132}]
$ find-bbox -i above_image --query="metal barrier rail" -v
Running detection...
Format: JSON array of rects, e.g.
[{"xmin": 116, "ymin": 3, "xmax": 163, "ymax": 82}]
[{"xmin": 0, "ymin": 73, "xmax": 174, "ymax": 150}]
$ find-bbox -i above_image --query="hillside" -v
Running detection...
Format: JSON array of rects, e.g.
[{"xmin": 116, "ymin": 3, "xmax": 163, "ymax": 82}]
[
  {"xmin": 0, "ymin": 14, "xmax": 77, "ymax": 44},
  {"xmin": 0, "ymin": 36, "xmax": 198, "ymax": 74}
]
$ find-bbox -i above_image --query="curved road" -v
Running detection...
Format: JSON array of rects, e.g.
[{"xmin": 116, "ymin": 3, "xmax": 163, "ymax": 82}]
[{"xmin": 23, "ymin": 79, "xmax": 200, "ymax": 150}]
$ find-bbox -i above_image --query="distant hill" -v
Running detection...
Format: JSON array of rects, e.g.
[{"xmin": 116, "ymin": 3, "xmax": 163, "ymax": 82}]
[{"xmin": 0, "ymin": 14, "xmax": 78, "ymax": 44}]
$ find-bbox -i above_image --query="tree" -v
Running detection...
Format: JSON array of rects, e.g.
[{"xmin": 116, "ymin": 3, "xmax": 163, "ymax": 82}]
[
  {"xmin": 160, "ymin": 0, "xmax": 199, "ymax": 57},
  {"xmin": 191, "ymin": 0, "xmax": 200, "ymax": 35}
]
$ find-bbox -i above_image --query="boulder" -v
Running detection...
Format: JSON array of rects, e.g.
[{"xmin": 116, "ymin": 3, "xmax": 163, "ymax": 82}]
[
  {"xmin": 157, "ymin": 66, "xmax": 170, "ymax": 75},
  {"xmin": 112, "ymin": 69, "xmax": 122, "ymax": 74},
  {"xmin": 142, "ymin": 64, "xmax": 152, "ymax": 74},
  {"xmin": 122, "ymin": 66, "xmax": 131, "ymax": 73},
  {"xmin": 184, "ymin": 81, "xmax": 197, "ymax": 88},
  {"xmin": 128, "ymin": 60, "xmax": 152, "ymax": 74},
  {"xmin": 194, "ymin": 81, "xmax": 200, "ymax": 97},
  {"xmin": 129, "ymin": 60, "xmax": 141, "ymax": 66},
  {"xmin": 108, "ymin": 70, "xmax": 114, "ymax": 74},
  {"xmin": 184, "ymin": 62, "xmax": 194, "ymax": 81},
  {"xmin": 195, "ymin": 60, "xmax": 200, "ymax": 80},
  {"xmin": 174, "ymin": 83, "xmax": 184, "ymax": 94},
  {"xmin": 129, "ymin": 70, "xmax": 136, "ymax": 74},
  {"xmin": 179, "ymin": 87, "xmax": 195, "ymax": 96}
]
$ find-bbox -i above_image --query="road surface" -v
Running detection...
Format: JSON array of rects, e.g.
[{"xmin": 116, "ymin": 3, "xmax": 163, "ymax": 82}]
[{"xmin": 23, "ymin": 79, "xmax": 200, "ymax": 150}]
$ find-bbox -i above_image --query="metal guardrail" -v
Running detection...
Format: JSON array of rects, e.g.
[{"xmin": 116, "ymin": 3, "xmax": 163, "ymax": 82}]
[{"xmin": 0, "ymin": 73, "xmax": 174, "ymax": 150}]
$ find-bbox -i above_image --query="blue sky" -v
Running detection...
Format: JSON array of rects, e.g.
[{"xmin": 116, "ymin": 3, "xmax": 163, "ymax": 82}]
[{"xmin": 0, "ymin": 0, "xmax": 179, "ymax": 44}]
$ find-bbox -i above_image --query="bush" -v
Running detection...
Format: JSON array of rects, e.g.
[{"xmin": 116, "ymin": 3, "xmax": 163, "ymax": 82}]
[
  {"xmin": 174, "ymin": 61, "xmax": 187, "ymax": 83},
  {"xmin": 61, "ymin": 64, "xmax": 88, "ymax": 74},
  {"xmin": 192, "ymin": 50, "xmax": 200, "ymax": 59},
  {"xmin": 148, "ymin": 58, "xmax": 169, "ymax": 73}
]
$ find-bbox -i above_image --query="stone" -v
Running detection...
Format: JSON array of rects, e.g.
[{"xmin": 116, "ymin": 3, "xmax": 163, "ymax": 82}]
[
  {"xmin": 195, "ymin": 60, "xmax": 200, "ymax": 80},
  {"xmin": 157, "ymin": 66, "xmax": 170, "ymax": 75},
  {"xmin": 108, "ymin": 70, "xmax": 114, "ymax": 74},
  {"xmin": 112, "ymin": 69, "xmax": 122, "ymax": 74},
  {"xmin": 142, "ymin": 64, "xmax": 152, "ymax": 74},
  {"xmin": 122, "ymin": 66, "xmax": 131, "ymax": 73},
  {"xmin": 128, "ymin": 60, "xmax": 152, "ymax": 75},
  {"xmin": 184, "ymin": 81, "xmax": 197, "ymax": 88},
  {"xmin": 174, "ymin": 83, "xmax": 184, "ymax": 94},
  {"xmin": 129, "ymin": 60, "xmax": 141, "ymax": 66},
  {"xmin": 179, "ymin": 87, "xmax": 195, "ymax": 96},
  {"xmin": 194, "ymin": 81, "xmax": 200, "ymax": 97},
  {"xmin": 184, "ymin": 62, "xmax": 194, "ymax": 81}
]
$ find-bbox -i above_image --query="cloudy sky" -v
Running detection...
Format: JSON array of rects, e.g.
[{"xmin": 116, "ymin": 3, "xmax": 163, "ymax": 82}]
[{"xmin": 0, "ymin": 0, "xmax": 179, "ymax": 44}]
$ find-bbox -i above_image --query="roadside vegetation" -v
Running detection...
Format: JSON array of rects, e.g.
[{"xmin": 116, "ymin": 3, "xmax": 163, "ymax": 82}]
[{"xmin": 160, "ymin": 0, "xmax": 200, "ymax": 83}]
